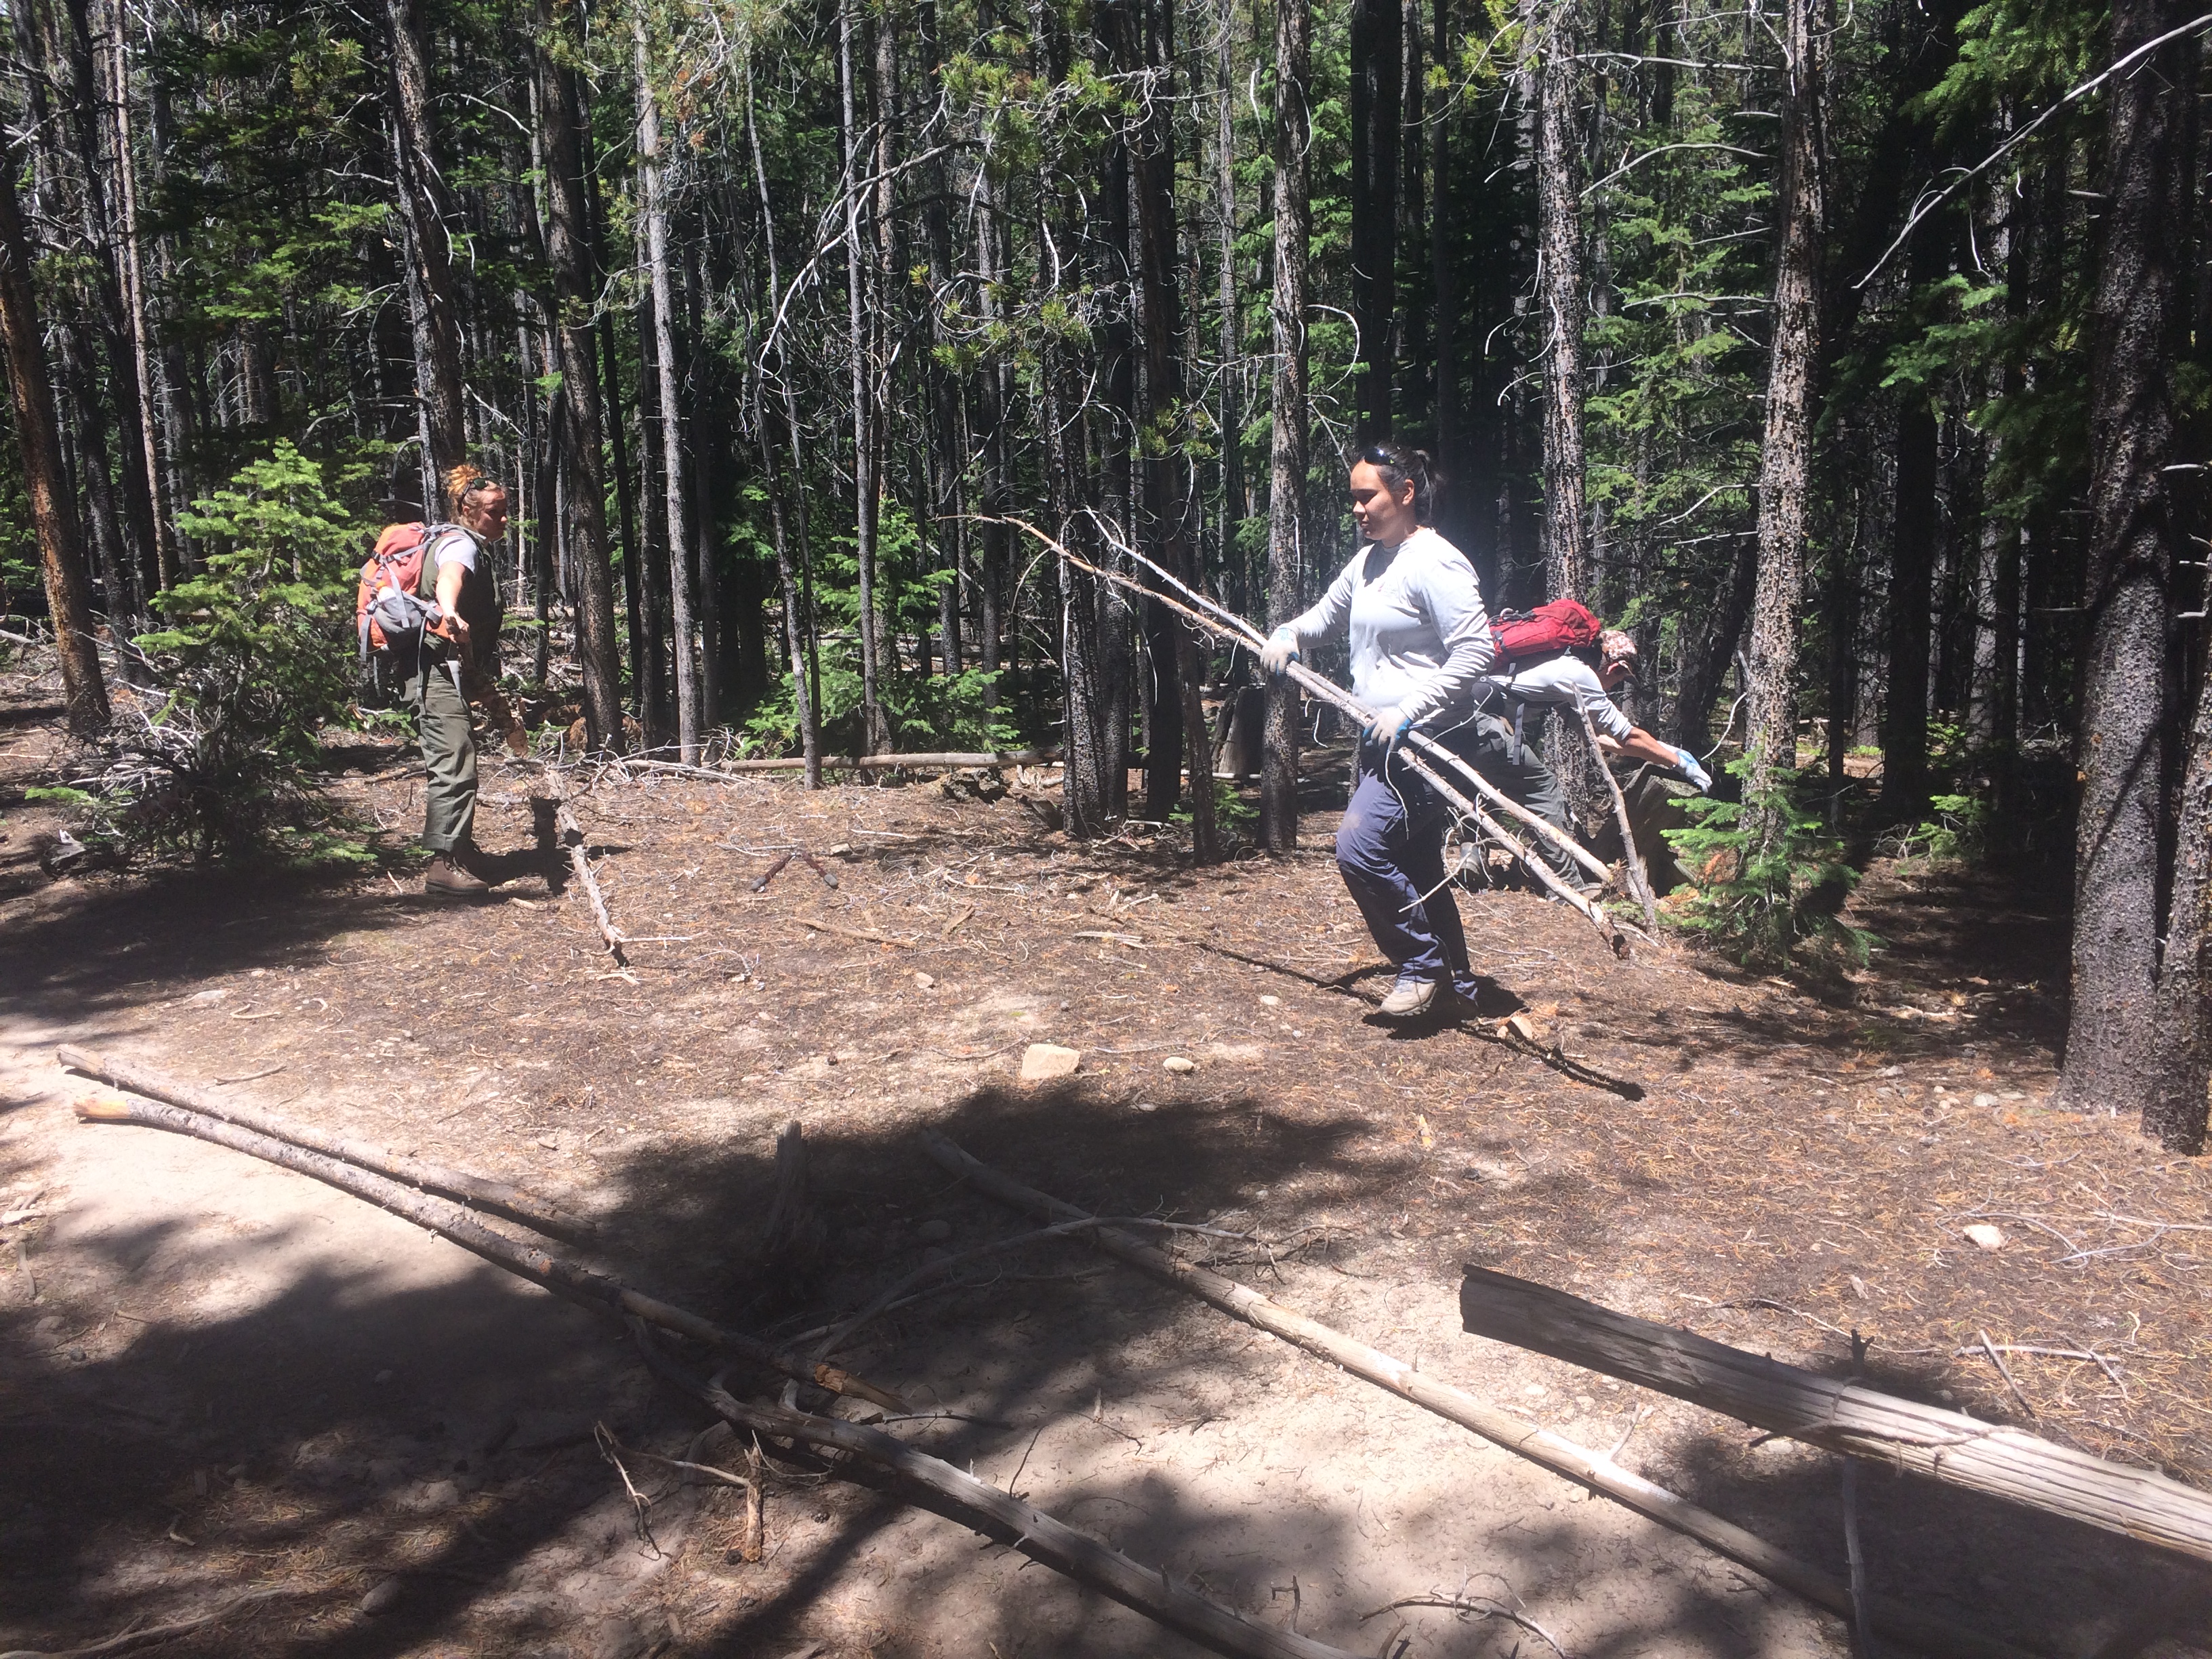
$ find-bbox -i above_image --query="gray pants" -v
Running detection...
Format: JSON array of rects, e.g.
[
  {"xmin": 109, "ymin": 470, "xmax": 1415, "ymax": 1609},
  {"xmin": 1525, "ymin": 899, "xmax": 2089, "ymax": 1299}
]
[
  {"xmin": 1460, "ymin": 712, "xmax": 1579, "ymax": 882},
  {"xmin": 405, "ymin": 659, "xmax": 476, "ymax": 854}
]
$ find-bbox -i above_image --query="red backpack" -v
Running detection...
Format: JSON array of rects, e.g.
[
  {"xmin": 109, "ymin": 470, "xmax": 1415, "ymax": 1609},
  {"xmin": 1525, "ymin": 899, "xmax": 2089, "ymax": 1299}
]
[{"xmin": 1491, "ymin": 598, "xmax": 1602, "ymax": 669}]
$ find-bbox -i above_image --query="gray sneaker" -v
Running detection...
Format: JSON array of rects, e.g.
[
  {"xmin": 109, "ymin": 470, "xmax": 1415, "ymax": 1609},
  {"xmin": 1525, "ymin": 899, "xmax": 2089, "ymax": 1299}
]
[{"xmin": 1377, "ymin": 975, "xmax": 1439, "ymax": 1018}]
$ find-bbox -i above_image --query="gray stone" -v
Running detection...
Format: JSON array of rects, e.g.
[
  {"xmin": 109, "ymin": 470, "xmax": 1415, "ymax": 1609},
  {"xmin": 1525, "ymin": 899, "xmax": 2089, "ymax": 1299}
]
[{"xmin": 360, "ymin": 1578, "xmax": 403, "ymax": 1616}]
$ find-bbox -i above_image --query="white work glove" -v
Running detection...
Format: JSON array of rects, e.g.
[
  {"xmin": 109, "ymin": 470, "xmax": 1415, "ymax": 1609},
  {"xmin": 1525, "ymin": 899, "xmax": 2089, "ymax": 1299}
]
[
  {"xmin": 1675, "ymin": 750, "xmax": 1713, "ymax": 793},
  {"xmin": 1365, "ymin": 706, "xmax": 1414, "ymax": 745},
  {"xmin": 1258, "ymin": 630, "xmax": 1299, "ymax": 677}
]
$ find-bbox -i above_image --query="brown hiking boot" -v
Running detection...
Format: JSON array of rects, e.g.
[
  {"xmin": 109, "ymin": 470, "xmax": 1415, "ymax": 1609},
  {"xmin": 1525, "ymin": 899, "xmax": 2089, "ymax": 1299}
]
[{"xmin": 424, "ymin": 852, "xmax": 491, "ymax": 898}]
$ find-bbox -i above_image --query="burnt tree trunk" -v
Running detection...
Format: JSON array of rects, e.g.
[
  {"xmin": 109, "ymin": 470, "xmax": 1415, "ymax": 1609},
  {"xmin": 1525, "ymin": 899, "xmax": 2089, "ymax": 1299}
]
[{"xmin": 384, "ymin": 0, "xmax": 466, "ymax": 496}]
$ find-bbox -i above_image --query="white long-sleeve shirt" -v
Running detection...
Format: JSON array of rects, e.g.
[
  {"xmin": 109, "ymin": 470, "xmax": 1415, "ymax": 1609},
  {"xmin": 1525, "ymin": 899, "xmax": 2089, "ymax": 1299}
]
[
  {"xmin": 1479, "ymin": 655, "xmax": 1635, "ymax": 741},
  {"xmin": 1273, "ymin": 527, "xmax": 1494, "ymax": 726}
]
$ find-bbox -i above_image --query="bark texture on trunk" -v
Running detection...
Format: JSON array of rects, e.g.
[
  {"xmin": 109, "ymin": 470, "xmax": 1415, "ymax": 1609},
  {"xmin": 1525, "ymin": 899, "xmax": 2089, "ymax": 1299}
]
[
  {"xmin": 533, "ymin": 0, "xmax": 623, "ymax": 751},
  {"xmin": 1261, "ymin": 0, "xmax": 1312, "ymax": 853},
  {"xmin": 635, "ymin": 15, "xmax": 699, "ymax": 762},
  {"xmin": 840, "ymin": 0, "xmax": 888, "ymax": 756},
  {"xmin": 1533, "ymin": 2, "xmax": 1588, "ymax": 601},
  {"xmin": 384, "ymin": 0, "xmax": 466, "ymax": 495},
  {"xmin": 1741, "ymin": 0, "xmax": 1823, "ymax": 841},
  {"xmin": 2060, "ymin": 0, "xmax": 2200, "ymax": 1128},
  {"xmin": 0, "ymin": 154, "xmax": 108, "ymax": 735}
]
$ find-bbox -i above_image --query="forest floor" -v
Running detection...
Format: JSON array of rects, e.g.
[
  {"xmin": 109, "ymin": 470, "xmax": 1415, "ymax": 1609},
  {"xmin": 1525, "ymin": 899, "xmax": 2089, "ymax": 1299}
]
[{"xmin": 2, "ymin": 655, "xmax": 2209, "ymax": 1659}]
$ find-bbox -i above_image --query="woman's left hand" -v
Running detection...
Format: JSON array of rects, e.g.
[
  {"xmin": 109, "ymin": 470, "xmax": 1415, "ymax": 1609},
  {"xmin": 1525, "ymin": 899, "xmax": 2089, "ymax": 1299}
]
[{"xmin": 1365, "ymin": 706, "xmax": 1412, "ymax": 744}]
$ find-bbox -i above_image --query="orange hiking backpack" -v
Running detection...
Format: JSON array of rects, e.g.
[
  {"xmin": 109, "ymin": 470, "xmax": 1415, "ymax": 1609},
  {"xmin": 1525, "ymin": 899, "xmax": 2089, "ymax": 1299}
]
[{"xmin": 355, "ymin": 521, "xmax": 453, "ymax": 668}]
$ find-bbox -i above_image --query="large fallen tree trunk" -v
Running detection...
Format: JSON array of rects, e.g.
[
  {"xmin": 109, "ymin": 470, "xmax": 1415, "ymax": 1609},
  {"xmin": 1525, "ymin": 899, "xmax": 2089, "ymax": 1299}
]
[
  {"xmin": 58, "ymin": 1046, "xmax": 594, "ymax": 1242},
  {"xmin": 923, "ymin": 1132, "xmax": 2039, "ymax": 1659},
  {"xmin": 636, "ymin": 1335, "xmax": 1362, "ymax": 1659},
  {"xmin": 74, "ymin": 1089, "xmax": 904, "ymax": 1413},
  {"xmin": 1458, "ymin": 1266, "xmax": 2212, "ymax": 1566}
]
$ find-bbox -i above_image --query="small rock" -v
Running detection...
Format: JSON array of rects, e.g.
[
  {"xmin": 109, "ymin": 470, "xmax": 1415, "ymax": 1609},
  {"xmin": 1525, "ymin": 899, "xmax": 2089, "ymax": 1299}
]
[
  {"xmin": 1973, "ymin": 1092, "xmax": 2001, "ymax": 1108},
  {"xmin": 915, "ymin": 1218, "xmax": 953, "ymax": 1245},
  {"xmin": 1162, "ymin": 1056, "xmax": 1196, "ymax": 1074},
  {"xmin": 913, "ymin": 971, "xmax": 936, "ymax": 989},
  {"xmin": 1258, "ymin": 995, "xmax": 1280, "ymax": 1007},
  {"xmin": 1523, "ymin": 1382, "xmax": 1547, "ymax": 1398},
  {"xmin": 360, "ymin": 1578, "xmax": 403, "ymax": 1616},
  {"xmin": 373, "ymin": 1369, "xmax": 394, "ymax": 1385},
  {"xmin": 186, "ymin": 988, "xmax": 228, "ymax": 1006},
  {"xmin": 588, "ymin": 1615, "xmax": 651, "ymax": 1659},
  {"xmin": 1134, "ymin": 1101, "xmax": 1160, "ymax": 1113},
  {"xmin": 1963, "ymin": 1223, "xmax": 2007, "ymax": 1251},
  {"xmin": 1019, "ymin": 1042, "xmax": 1082, "ymax": 1082},
  {"xmin": 400, "ymin": 1479, "xmax": 461, "ymax": 1513}
]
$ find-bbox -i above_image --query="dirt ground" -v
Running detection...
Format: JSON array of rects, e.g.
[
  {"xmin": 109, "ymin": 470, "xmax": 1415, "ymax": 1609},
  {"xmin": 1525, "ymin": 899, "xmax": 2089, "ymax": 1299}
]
[{"xmin": 3, "ymin": 653, "xmax": 2210, "ymax": 1659}]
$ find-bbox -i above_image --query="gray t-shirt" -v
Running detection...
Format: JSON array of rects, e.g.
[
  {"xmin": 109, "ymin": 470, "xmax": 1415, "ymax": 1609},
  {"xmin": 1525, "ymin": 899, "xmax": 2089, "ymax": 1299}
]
[
  {"xmin": 1275, "ymin": 526, "xmax": 1495, "ymax": 726},
  {"xmin": 1479, "ymin": 654, "xmax": 1635, "ymax": 741}
]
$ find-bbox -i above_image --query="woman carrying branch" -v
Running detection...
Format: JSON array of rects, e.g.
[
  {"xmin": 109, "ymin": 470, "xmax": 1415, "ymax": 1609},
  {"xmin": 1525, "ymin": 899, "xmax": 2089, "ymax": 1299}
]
[{"xmin": 1258, "ymin": 444, "xmax": 1496, "ymax": 1019}]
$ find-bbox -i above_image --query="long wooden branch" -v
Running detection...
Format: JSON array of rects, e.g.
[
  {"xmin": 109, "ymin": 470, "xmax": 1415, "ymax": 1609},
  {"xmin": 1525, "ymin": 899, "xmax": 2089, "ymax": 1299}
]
[
  {"xmin": 1458, "ymin": 1267, "xmax": 2212, "ymax": 1567},
  {"xmin": 922, "ymin": 1132, "xmax": 2041, "ymax": 1659},
  {"xmin": 73, "ymin": 1090, "xmax": 905, "ymax": 1414},
  {"xmin": 58, "ymin": 1045, "xmax": 594, "ymax": 1243},
  {"xmin": 633, "ymin": 1334, "xmax": 1363, "ymax": 1659},
  {"xmin": 1574, "ymin": 704, "xmax": 1660, "ymax": 929},
  {"xmin": 543, "ymin": 771, "xmax": 627, "ymax": 964},
  {"xmin": 633, "ymin": 747, "xmax": 1061, "ymax": 776}
]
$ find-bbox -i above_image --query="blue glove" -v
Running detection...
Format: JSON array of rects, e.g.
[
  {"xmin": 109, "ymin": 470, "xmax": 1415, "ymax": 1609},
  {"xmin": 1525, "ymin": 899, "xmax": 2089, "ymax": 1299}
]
[
  {"xmin": 1675, "ymin": 750, "xmax": 1713, "ymax": 793},
  {"xmin": 1258, "ymin": 632, "xmax": 1299, "ymax": 677},
  {"xmin": 1366, "ymin": 706, "xmax": 1414, "ymax": 745}
]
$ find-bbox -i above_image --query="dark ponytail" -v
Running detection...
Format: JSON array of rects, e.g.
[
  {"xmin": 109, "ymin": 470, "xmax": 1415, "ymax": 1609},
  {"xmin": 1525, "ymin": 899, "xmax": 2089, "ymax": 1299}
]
[{"xmin": 1354, "ymin": 441, "xmax": 1438, "ymax": 525}]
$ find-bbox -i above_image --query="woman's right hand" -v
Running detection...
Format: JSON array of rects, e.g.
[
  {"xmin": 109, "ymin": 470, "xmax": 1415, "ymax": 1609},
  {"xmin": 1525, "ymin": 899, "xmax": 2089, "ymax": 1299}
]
[{"xmin": 1259, "ymin": 632, "xmax": 1298, "ymax": 677}]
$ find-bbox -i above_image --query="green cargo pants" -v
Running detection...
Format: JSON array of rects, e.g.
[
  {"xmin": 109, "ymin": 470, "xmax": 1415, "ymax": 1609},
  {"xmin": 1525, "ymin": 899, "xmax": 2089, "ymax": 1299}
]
[{"xmin": 405, "ymin": 657, "xmax": 476, "ymax": 854}]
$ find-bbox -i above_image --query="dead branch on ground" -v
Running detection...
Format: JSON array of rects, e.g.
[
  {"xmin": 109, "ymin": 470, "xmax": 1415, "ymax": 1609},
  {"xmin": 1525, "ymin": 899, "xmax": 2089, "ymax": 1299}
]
[
  {"xmin": 924, "ymin": 1132, "xmax": 2039, "ymax": 1659},
  {"xmin": 73, "ymin": 1089, "xmax": 904, "ymax": 1412},
  {"xmin": 1457, "ymin": 1267, "xmax": 2212, "ymax": 1567},
  {"xmin": 58, "ymin": 1046, "xmax": 594, "ymax": 1242},
  {"xmin": 1576, "ymin": 703, "xmax": 1660, "ymax": 930},
  {"xmin": 632, "ymin": 1328, "xmax": 1364, "ymax": 1659},
  {"xmin": 0, "ymin": 1582, "xmax": 338, "ymax": 1659}
]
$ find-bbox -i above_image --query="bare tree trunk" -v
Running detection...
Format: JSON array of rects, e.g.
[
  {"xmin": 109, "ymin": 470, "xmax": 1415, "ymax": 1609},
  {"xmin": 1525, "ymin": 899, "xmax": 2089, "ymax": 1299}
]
[
  {"xmin": 1741, "ymin": 0, "xmax": 1824, "ymax": 845},
  {"xmin": 0, "ymin": 153, "xmax": 108, "ymax": 735},
  {"xmin": 839, "ymin": 0, "xmax": 888, "ymax": 754},
  {"xmin": 1349, "ymin": 0, "xmax": 1399, "ymax": 439},
  {"xmin": 384, "ymin": 0, "xmax": 466, "ymax": 495},
  {"xmin": 635, "ymin": 14, "xmax": 699, "ymax": 763},
  {"xmin": 2059, "ymin": 0, "xmax": 2199, "ymax": 1131},
  {"xmin": 684, "ymin": 242, "xmax": 723, "ymax": 725},
  {"xmin": 1533, "ymin": 0, "xmax": 1588, "ymax": 602},
  {"xmin": 533, "ymin": 0, "xmax": 623, "ymax": 751},
  {"xmin": 1261, "ymin": 0, "xmax": 1311, "ymax": 854},
  {"xmin": 96, "ymin": 0, "xmax": 171, "ymax": 592},
  {"xmin": 745, "ymin": 62, "xmax": 823, "ymax": 789},
  {"xmin": 1430, "ymin": 0, "xmax": 1458, "ymax": 528}
]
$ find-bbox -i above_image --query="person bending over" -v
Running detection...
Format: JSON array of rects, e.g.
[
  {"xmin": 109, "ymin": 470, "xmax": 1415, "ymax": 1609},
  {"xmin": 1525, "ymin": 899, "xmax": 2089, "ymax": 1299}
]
[
  {"xmin": 413, "ymin": 470, "xmax": 510, "ymax": 898},
  {"xmin": 1259, "ymin": 443, "xmax": 1495, "ymax": 1021},
  {"xmin": 1474, "ymin": 630, "xmax": 1713, "ymax": 855}
]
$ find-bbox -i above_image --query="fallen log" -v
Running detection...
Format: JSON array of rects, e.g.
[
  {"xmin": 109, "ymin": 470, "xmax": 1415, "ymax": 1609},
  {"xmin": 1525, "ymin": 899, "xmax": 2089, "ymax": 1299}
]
[
  {"xmin": 634, "ymin": 1332, "xmax": 1362, "ymax": 1659},
  {"xmin": 662, "ymin": 747, "xmax": 1061, "ymax": 775},
  {"xmin": 73, "ymin": 1090, "xmax": 904, "ymax": 1414},
  {"xmin": 1458, "ymin": 1266, "xmax": 2212, "ymax": 1566},
  {"xmin": 923, "ymin": 1132, "xmax": 2040, "ymax": 1659},
  {"xmin": 58, "ymin": 1045, "xmax": 594, "ymax": 1243}
]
